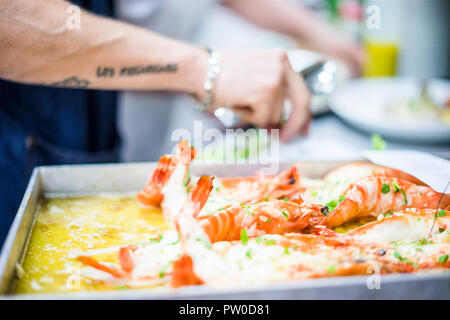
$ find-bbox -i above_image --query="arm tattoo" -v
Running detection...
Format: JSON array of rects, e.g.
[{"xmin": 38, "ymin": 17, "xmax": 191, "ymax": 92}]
[
  {"xmin": 96, "ymin": 64, "xmax": 178, "ymax": 78},
  {"xmin": 50, "ymin": 76, "xmax": 90, "ymax": 88}
]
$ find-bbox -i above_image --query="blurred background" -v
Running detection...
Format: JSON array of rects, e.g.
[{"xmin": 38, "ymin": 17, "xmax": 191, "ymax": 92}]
[{"xmin": 116, "ymin": 0, "xmax": 450, "ymax": 163}]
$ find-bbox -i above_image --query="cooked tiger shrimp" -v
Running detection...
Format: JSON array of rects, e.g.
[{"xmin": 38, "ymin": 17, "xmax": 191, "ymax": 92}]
[
  {"xmin": 171, "ymin": 175, "xmax": 240, "ymax": 287},
  {"xmin": 324, "ymin": 162, "xmax": 425, "ymax": 185},
  {"xmin": 323, "ymin": 176, "xmax": 449, "ymax": 228},
  {"xmin": 347, "ymin": 209, "xmax": 450, "ymax": 244},
  {"xmin": 303, "ymin": 162, "xmax": 426, "ymax": 204},
  {"xmin": 137, "ymin": 140, "xmax": 195, "ymax": 219},
  {"xmin": 199, "ymin": 198, "xmax": 318, "ymax": 242},
  {"xmin": 218, "ymin": 166, "xmax": 304, "ymax": 203}
]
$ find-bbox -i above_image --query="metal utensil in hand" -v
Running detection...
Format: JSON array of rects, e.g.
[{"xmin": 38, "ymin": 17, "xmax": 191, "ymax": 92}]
[{"xmin": 214, "ymin": 60, "xmax": 337, "ymax": 128}]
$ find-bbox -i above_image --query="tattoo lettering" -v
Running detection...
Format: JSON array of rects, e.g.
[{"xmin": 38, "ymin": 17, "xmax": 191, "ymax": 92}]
[
  {"xmin": 97, "ymin": 67, "xmax": 115, "ymax": 78},
  {"xmin": 96, "ymin": 64, "xmax": 178, "ymax": 78},
  {"xmin": 50, "ymin": 76, "xmax": 90, "ymax": 89}
]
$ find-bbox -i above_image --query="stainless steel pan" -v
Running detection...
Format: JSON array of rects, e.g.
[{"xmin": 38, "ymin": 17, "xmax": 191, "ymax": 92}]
[{"xmin": 1, "ymin": 161, "xmax": 449, "ymax": 299}]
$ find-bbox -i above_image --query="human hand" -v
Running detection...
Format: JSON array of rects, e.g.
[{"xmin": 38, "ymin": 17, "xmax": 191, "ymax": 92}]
[{"xmin": 213, "ymin": 50, "xmax": 311, "ymax": 142}]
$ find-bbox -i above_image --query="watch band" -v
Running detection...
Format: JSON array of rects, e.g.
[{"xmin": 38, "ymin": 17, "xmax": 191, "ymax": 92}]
[{"xmin": 196, "ymin": 48, "xmax": 221, "ymax": 113}]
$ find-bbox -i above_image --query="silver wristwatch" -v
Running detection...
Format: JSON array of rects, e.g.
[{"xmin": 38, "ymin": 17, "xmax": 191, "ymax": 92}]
[{"xmin": 196, "ymin": 48, "xmax": 221, "ymax": 113}]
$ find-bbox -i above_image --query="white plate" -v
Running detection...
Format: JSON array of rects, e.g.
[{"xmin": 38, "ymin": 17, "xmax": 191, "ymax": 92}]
[{"xmin": 329, "ymin": 77, "xmax": 450, "ymax": 143}]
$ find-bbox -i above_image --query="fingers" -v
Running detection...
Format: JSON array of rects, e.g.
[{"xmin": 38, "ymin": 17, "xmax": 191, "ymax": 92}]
[
  {"xmin": 269, "ymin": 84, "xmax": 285, "ymax": 127},
  {"xmin": 280, "ymin": 58, "xmax": 311, "ymax": 142}
]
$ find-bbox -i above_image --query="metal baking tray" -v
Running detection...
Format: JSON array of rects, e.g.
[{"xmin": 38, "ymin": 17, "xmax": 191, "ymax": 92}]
[{"xmin": 0, "ymin": 160, "xmax": 449, "ymax": 300}]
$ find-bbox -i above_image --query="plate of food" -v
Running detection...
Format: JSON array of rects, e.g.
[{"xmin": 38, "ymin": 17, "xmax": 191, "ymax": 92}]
[
  {"xmin": 1, "ymin": 141, "xmax": 449, "ymax": 299},
  {"xmin": 329, "ymin": 77, "xmax": 450, "ymax": 143}
]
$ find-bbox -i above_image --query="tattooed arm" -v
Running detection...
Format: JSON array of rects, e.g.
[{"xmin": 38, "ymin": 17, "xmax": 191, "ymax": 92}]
[
  {"xmin": 0, "ymin": 0, "xmax": 207, "ymax": 95},
  {"xmin": 0, "ymin": 0, "xmax": 311, "ymax": 141}
]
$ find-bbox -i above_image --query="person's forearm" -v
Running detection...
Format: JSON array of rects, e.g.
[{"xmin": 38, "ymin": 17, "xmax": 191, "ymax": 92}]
[
  {"xmin": 0, "ymin": 0, "xmax": 207, "ymax": 97},
  {"xmin": 224, "ymin": 0, "xmax": 333, "ymax": 50}
]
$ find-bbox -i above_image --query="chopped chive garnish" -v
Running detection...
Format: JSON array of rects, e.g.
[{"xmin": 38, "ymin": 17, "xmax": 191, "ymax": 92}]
[
  {"xmin": 244, "ymin": 208, "xmax": 254, "ymax": 216},
  {"xmin": 327, "ymin": 264, "xmax": 337, "ymax": 274},
  {"xmin": 246, "ymin": 248, "xmax": 252, "ymax": 259},
  {"xmin": 150, "ymin": 235, "xmax": 163, "ymax": 243},
  {"xmin": 325, "ymin": 200, "xmax": 338, "ymax": 212},
  {"xmin": 240, "ymin": 229, "xmax": 248, "ymax": 245},
  {"xmin": 282, "ymin": 197, "xmax": 288, "ymax": 202},
  {"xmin": 195, "ymin": 237, "xmax": 211, "ymax": 249},
  {"xmin": 371, "ymin": 134, "xmax": 386, "ymax": 150},
  {"xmin": 400, "ymin": 189, "xmax": 407, "ymax": 205},
  {"xmin": 263, "ymin": 239, "xmax": 276, "ymax": 245},
  {"xmin": 159, "ymin": 261, "xmax": 172, "ymax": 278},
  {"xmin": 436, "ymin": 210, "xmax": 446, "ymax": 218},
  {"xmin": 284, "ymin": 247, "xmax": 290, "ymax": 255},
  {"xmin": 183, "ymin": 169, "xmax": 191, "ymax": 187},
  {"xmin": 381, "ymin": 184, "xmax": 390, "ymax": 194},
  {"xmin": 438, "ymin": 254, "xmax": 449, "ymax": 264},
  {"xmin": 392, "ymin": 182, "xmax": 401, "ymax": 193},
  {"xmin": 266, "ymin": 219, "xmax": 271, "ymax": 223},
  {"xmin": 281, "ymin": 210, "xmax": 289, "ymax": 219},
  {"xmin": 393, "ymin": 250, "xmax": 406, "ymax": 261}
]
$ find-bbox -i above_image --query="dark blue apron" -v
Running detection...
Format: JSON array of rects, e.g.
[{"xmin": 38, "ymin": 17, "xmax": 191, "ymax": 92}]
[{"xmin": 0, "ymin": 1, "xmax": 118, "ymax": 245}]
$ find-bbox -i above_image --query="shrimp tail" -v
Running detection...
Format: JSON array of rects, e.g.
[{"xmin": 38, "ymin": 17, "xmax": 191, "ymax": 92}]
[
  {"xmin": 176, "ymin": 140, "xmax": 196, "ymax": 164},
  {"xmin": 137, "ymin": 140, "xmax": 195, "ymax": 208},
  {"xmin": 171, "ymin": 255, "xmax": 205, "ymax": 288},
  {"xmin": 190, "ymin": 176, "xmax": 214, "ymax": 217},
  {"xmin": 137, "ymin": 155, "xmax": 176, "ymax": 207}
]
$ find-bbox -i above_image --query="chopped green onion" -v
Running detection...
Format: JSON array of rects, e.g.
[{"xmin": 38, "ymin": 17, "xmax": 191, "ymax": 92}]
[
  {"xmin": 393, "ymin": 250, "xmax": 406, "ymax": 261},
  {"xmin": 263, "ymin": 239, "xmax": 276, "ymax": 245},
  {"xmin": 195, "ymin": 237, "xmax": 211, "ymax": 249},
  {"xmin": 183, "ymin": 169, "xmax": 191, "ymax": 187},
  {"xmin": 436, "ymin": 210, "xmax": 446, "ymax": 218},
  {"xmin": 159, "ymin": 261, "xmax": 173, "ymax": 278},
  {"xmin": 327, "ymin": 264, "xmax": 337, "ymax": 274},
  {"xmin": 392, "ymin": 182, "xmax": 401, "ymax": 193},
  {"xmin": 246, "ymin": 248, "xmax": 252, "ymax": 259},
  {"xmin": 281, "ymin": 210, "xmax": 289, "ymax": 219},
  {"xmin": 240, "ymin": 229, "xmax": 249, "ymax": 245},
  {"xmin": 284, "ymin": 247, "xmax": 290, "ymax": 255},
  {"xmin": 381, "ymin": 184, "xmax": 390, "ymax": 194},
  {"xmin": 371, "ymin": 134, "xmax": 386, "ymax": 150},
  {"xmin": 325, "ymin": 200, "xmax": 338, "ymax": 212},
  {"xmin": 400, "ymin": 189, "xmax": 408, "ymax": 205},
  {"xmin": 149, "ymin": 235, "xmax": 163, "ymax": 243},
  {"xmin": 438, "ymin": 254, "xmax": 449, "ymax": 264},
  {"xmin": 282, "ymin": 197, "xmax": 289, "ymax": 202},
  {"xmin": 244, "ymin": 208, "xmax": 254, "ymax": 216}
]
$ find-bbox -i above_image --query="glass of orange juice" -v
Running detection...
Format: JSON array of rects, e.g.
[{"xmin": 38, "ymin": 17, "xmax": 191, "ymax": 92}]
[{"xmin": 363, "ymin": 41, "xmax": 399, "ymax": 77}]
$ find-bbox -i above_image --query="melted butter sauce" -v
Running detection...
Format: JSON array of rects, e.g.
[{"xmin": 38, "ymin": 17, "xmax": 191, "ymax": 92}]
[
  {"xmin": 333, "ymin": 216, "xmax": 377, "ymax": 234},
  {"xmin": 14, "ymin": 196, "xmax": 172, "ymax": 295}
]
